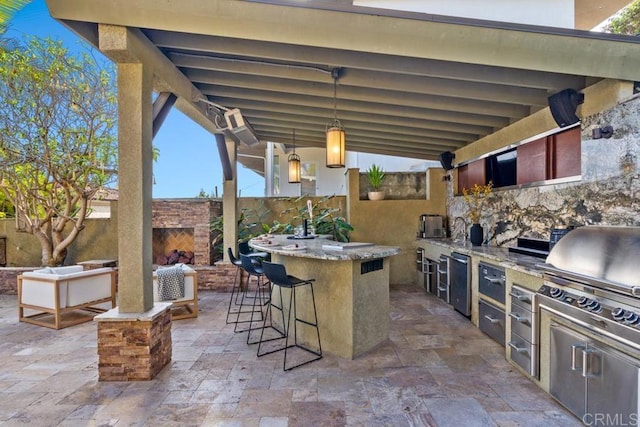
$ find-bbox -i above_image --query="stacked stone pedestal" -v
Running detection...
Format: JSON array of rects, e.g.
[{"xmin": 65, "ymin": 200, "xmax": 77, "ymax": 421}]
[{"xmin": 95, "ymin": 303, "xmax": 172, "ymax": 381}]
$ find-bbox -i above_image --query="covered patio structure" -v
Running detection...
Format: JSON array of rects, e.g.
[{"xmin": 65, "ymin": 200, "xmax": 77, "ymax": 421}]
[{"xmin": 44, "ymin": 0, "xmax": 640, "ymax": 380}]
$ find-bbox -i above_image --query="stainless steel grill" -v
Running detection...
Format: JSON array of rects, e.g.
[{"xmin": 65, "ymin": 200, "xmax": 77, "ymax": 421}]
[
  {"xmin": 544, "ymin": 226, "xmax": 640, "ymax": 295},
  {"xmin": 538, "ymin": 226, "xmax": 640, "ymax": 348},
  {"xmin": 535, "ymin": 226, "xmax": 640, "ymax": 423}
]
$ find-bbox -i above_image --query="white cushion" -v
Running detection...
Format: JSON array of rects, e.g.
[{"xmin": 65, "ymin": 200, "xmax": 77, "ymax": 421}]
[
  {"xmin": 21, "ymin": 280, "xmax": 68, "ymax": 309},
  {"xmin": 20, "ymin": 267, "xmax": 114, "ymax": 309}
]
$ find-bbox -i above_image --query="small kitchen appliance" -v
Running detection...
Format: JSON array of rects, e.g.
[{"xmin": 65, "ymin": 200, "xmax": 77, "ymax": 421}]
[{"xmin": 418, "ymin": 214, "xmax": 444, "ymax": 238}]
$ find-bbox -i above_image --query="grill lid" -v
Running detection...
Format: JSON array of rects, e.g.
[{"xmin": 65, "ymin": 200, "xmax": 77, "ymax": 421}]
[{"xmin": 545, "ymin": 226, "xmax": 640, "ymax": 290}]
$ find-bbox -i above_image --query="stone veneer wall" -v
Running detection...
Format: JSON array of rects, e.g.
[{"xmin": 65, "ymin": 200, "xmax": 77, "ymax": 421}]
[
  {"xmin": 358, "ymin": 172, "xmax": 428, "ymax": 200},
  {"xmin": 448, "ymin": 97, "xmax": 640, "ymax": 245},
  {"xmin": 97, "ymin": 306, "xmax": 172, "ymax": 381},
  {"xmin": 152, "ymin": 199, "xmax": 220, "ymax": 266},
  {"xmin": 0, "ymin": 268, "xmax": 32, "ymax": 294}
]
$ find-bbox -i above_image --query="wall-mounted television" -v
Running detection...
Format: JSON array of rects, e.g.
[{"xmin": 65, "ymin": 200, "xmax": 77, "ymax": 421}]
[{"xmin": 486, "ymin": 149, "xmax": 517, "ymax": 188}]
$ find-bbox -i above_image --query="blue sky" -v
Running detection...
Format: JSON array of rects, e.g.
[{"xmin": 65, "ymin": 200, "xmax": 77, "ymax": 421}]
[{"xmin": 6, "ymin": 0, "xmax": 266, "ymax": 198}]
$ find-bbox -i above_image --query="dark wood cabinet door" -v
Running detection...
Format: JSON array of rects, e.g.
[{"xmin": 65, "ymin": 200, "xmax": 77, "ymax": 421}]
[
  {"xmin": 458, "ymin": 159, "xmax": 486, "ymax": 193},
  {"xmin": 517, "ymin": 137, "xmax": 548, "ymax": 184},
  {"xmin": 552, "ymin": 127, "xmax": 581, "ymax": 179}
]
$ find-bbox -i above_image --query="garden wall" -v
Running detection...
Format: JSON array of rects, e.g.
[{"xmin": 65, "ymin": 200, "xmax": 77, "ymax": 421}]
[{"xmin": 0, "ymin": 196, "xmax": 348, "ymax": 294}]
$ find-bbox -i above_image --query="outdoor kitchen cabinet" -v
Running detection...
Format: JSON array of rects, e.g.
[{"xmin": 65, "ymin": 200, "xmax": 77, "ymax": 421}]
[
  {"xmin": 507, "ymin": 285, "xmax": 538, "ymax": 378},
  {"xmin": 478, "ymin": 262, "xmax": 506, "ymax": 346},
  {"xmin": 550, "ymin": 323, "xmax": 640, "ymax": 424}
]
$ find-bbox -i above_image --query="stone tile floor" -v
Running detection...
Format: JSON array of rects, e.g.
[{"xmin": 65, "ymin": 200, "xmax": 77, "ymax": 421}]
[{"xmin": 0, "ymin": 284, "xmax": 581, "ymax": 426}]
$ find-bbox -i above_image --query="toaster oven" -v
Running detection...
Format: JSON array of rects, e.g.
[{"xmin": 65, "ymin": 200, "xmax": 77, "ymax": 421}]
[{"xmin": 418, "ymin": 214, "xmax": 445, "ymax": 238}]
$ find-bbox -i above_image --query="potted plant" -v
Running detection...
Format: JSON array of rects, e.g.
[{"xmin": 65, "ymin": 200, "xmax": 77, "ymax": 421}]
[
  {"xmin": 462, "ymin": 182, "xmax": 493, "ymax": 245},
  {"xmin": 365, "ymin": 164, "xmax": 386, "ymax": 200}
]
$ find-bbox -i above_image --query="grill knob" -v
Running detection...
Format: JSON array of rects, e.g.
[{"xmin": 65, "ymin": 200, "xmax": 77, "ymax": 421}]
[
  {"xmin": 587, "ymin": 300, "xmax": 602, "ymax": 313},
  {"xmin": 577, "ymin": 296, "xmax": 591, "ymax": 307},
  {"xmin": 624, "ymin": 312, "xmax": 640, "ymax": 325},
  {"xmin": 612, "ymin": 307, "xmax": 627, "ymax": 321},
  {"xmin": 550, "ymin": 287, "xmax": 565, "ymax": 300}
]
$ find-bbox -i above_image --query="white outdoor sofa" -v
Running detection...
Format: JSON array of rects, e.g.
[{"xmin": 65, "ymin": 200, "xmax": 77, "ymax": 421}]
[
  {"xmin": 18, "ymin": 265, "xmax": 116, "ymax": 329},
  {"xmin": 153, "ymin": 263, "xmax": 198, "ymax": 320}
]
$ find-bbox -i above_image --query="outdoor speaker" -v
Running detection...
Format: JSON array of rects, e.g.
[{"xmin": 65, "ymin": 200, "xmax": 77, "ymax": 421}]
[
  {"xmin": 548, "ymin": 89, "xmax": 584, "ymax": 128},
  {"xmin": 439, "ymin": 151, "xmax": 455, "ymax": 170}
]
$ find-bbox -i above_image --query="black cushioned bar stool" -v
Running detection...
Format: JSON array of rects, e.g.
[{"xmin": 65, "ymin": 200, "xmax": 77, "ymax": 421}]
[
  {"xmin": 258, "ymin": 261, "xmax": 322, "ymax": 371},
  {"xmin": 239, "ymin": 254, "xmax": 271, "ymax": 343},
  {"xmin": 225, "ymin": 248, "xmax": 266, "ymax": 331},
  {"xmin": 239, "ymin": 241, "xmax": 269, "ymax": 261}
]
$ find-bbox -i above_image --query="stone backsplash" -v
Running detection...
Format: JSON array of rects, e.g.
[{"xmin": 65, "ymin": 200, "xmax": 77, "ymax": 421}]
[{"xmin": 448, "ymin": 96, "xmax": 640, "ymax": 246}]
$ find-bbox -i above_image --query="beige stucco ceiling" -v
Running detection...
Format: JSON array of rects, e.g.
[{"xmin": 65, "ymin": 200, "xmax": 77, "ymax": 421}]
[{"xmin": 46, "ymin": 0, "xmax": 640, "ymax": 173}]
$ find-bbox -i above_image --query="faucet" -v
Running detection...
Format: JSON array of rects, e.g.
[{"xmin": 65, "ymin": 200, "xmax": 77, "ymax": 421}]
[
  {"xmin": 482, "ymin": 221, "xmax": 492, "ymax": 245},
  {"xmin": 452, "ymin": 216, "xmax": 468, "ymax": 242}
]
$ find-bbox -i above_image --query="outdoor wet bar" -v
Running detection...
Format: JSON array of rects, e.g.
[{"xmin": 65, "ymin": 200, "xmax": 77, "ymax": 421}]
[{"xmin": 250, "ymin": 235, "xmax": 400, "ymax": 359}]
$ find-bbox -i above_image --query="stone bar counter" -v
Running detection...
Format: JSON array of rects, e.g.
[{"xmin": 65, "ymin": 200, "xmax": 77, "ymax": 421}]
[{"xmin": 249, "ymin": 235, "xmax": 400, "ymax": 359}]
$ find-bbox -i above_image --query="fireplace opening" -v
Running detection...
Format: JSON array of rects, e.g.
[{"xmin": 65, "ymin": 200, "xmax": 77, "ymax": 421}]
[{"xmin": 153, "ymin": 228, "xmax": 195, "ymax": 265}]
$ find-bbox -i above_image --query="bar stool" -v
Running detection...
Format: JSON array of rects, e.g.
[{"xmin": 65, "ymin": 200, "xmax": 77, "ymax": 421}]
[
  {"xmin": 258, "ymin": 261, "xmax": 322, "ymax": 371},
  {"xmin": 225, "ymin": 247, "xmax": 245, "ymax": 324},
  {"xmin": 239, "ymin": 254, "xmax": 271, "ymax": 343},
  {"xmin": 225, "ymin": 248, "xmax": 265, "ymax": 330},
  {"xmin": 239, "ymin": 241, "xmax": 269, "ymax": 261}
]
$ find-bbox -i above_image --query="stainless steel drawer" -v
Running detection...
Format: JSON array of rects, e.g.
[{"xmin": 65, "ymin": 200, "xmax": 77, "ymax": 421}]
[
  {"xmin": 508, "ymin": 331, "xmax": 538, "ymax": 378},
  {"xmin": 479, "ymin": 263, "xmax": 506, "ymax": 304},
  {"xmin": 510, "ymin": 285, "xmax": 534, "ymax": 312},
  {"xmin": 508, "ymin": 304, "xmax": 533, "ymax": 339},
  {"xmin": 479, "ymin": 299, "xmax": 505, "ymax": 346}
]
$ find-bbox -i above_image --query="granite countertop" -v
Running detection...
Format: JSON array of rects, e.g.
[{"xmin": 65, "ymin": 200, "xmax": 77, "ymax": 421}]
[
  {"xmin": 417, "ymin": 238, "xmax": 546, "ymax": 277},
  {"xmin": 249, "ymin": 235, "xmax": 401, "ymax": 261}
]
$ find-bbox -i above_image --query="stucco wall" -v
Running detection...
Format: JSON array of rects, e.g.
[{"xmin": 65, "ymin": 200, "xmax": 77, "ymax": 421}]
[
  {"xmin": 0, "ymin": 196, "xmax": 348, "ymax": 268},
  {"xmin": 0, "ymin": 171, "xmax": 444, "ymax": 287},
  {"xmin": 354, "ymin": 0, "xmax": 574, "ymax": 28},
  {"xmin": 0, "ymin": 201, "xmax": 119, "ymax": 267},
  {"xmin": 347, "ymin": 167, "xmax": 447, "ymax": 285},
  {"xmin": 239, "ymin": 195, "xmax": 347, "ymax": 232}
]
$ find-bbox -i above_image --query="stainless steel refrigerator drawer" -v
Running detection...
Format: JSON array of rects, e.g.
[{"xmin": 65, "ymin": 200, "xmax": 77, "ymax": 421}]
[
  {"xmin": 510, "ymin": 285, "xmax": 534, "ymax": 312},
  {"xmin": 508, "ymin": 305, "xmax": 533, "ymax": 339},
  {"xmin": 479, "ymin": 299, "xmax": 505, "ymax": 346},
  {"xmin": 479, "ymin": 263, "xmax": 506, "ymax": 304},
  {"xmin": 508, "ymin": 332, "xmax": 538, "ymax": 378}
]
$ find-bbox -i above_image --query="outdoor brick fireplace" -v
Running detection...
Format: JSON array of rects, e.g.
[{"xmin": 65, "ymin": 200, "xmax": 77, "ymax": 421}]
[{"xmin": 152, "ymin": 199, "xmax": 219, "ymax": 266}]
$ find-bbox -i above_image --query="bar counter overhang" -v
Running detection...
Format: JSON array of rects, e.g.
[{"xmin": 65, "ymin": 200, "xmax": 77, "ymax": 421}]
[{"xmin": 250, "ymin": 235, "xmax": 401, "ymax": 359}]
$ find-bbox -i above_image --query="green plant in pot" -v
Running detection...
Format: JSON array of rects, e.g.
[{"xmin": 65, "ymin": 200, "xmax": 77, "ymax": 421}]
[{"xmin": 365, "ymin": 164, "xmax": 386, "ymax": 200}]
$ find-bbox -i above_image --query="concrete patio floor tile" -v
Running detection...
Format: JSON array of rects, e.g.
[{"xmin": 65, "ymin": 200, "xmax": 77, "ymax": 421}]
[{"xmin": 0, "ymin": 287, "xmax": 578, "ymax": 425}]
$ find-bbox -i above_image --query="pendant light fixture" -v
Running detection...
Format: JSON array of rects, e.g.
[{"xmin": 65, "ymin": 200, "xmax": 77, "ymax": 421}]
[
  {"xmin": 326, "ymin": 68, "xmax": 345, "ymax": 168},
  {"xmin": 288, "ymin": 129, "xmax": 301, "ymax": 183}
]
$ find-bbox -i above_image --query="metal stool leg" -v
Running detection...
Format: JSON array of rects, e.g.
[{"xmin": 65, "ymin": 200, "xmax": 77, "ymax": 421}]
[
  {"xmin": 233, "ymin": 272, "xmax": 264, "ymax": 333},
  {"xmin": 255, "ymin": 284, "xmax": 287, "ymax": 349},
  {"xmin": 258, "ymin": 261, "xmax": 323, "ymax": 370},
  {"xmin": 283, "ymin": 282, "xmax": 322, "ymax": 371},
  {"xmin": 225, "ymin": 262, "xmax": 243, "ymax": 324}
]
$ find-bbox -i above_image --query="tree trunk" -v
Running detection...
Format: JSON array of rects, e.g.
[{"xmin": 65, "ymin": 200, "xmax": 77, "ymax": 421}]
[{"xmin": 33, "ymin": 229, "xmax": 55, "ymax": 266}]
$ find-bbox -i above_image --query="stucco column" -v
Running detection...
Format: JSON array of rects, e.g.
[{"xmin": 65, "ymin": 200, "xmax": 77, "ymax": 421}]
[
  {"xmin": 116, "ymin": 62, "xmax": 154, "ymax": 313},
  {"xmin": 222, "ymin": 136, "xmax": 238, "ymax": 262}
]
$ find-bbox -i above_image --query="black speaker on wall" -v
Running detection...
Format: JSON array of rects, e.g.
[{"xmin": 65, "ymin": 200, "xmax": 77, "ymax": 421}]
[
  {"xmin": 548, "ymin": 89, "xmax": 584, "ymax": 128},
  {"xmin": 439, "ymin": 151, "xmax": 455, "ymax": 170}
]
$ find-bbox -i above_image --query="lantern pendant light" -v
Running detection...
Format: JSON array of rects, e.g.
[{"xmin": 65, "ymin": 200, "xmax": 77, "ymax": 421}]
[
  {"xmin": 288, "ymin": 129, "xmax": 301, "ymax": 183},
  {"xmin": 326, "ymin": 68, "xmax": 345, "ymax": 168}
]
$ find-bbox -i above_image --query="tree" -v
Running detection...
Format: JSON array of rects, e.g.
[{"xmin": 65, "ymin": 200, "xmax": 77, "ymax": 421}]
[
  {"xmin": 0, "ymin": 0, "xmax": 31, "ymax": 36},
  {"xmin": 604, "ymin": 0, "xmax": 640, "ymax": 35},
  {"xmin": 0, "ymin": 36, "xmax": 117, "ymax": 266}
]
